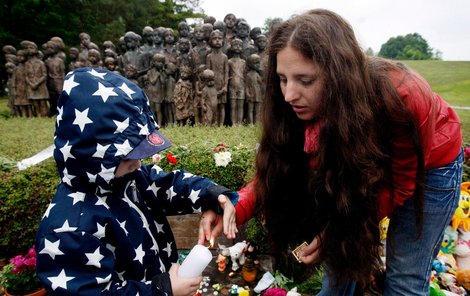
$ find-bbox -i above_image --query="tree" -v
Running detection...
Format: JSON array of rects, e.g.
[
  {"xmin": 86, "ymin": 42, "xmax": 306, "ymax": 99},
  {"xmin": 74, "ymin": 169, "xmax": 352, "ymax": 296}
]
[
  {"xmin": 263, "ymin": 17, "xmax": 283, "ymax": 35},
  {"xmin": 378, "ymin": 33, "xmax": 435, "ymax": 60},
  {"xmin": 0, "ymin": 0, "xmax": 203, "ymax": 95}
]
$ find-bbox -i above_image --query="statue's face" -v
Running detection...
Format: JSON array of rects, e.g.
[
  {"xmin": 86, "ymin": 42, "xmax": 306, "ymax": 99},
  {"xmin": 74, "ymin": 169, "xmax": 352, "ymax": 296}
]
[
  {"xmin": 250, "ymin": 58, "xmax": 260, "ymax": 70},
  {"xmin": 151, "ymin": 32, "xmax": 162, "ymax": 45},
  {"xmin": 25, "ymin": 44, "xmax": 37, "ymax": 56},
  {"xmin": 179, "ymin": 26, "xmax": 189, "ymax": 37},
  {"xmin": 194, "ymin": 27, "xmax": 204, "ymax": 41},
  {"xmin": 179, "ymin": 41, "xmax": 190, "ymax": 53},
  {"xmin": 17, "ymin": 54, "xmax": 26, "ymax": 63},
  {"xmin": 256, "ymin": 37, "xmax": 267, "ymax": 50},
  {"xmin": 125, "ymin": 38, "xmax": 137, "ymax": 50},
  {"xmin": 210, "ymin": 33, "xmax": 224, "ymax": 48},
  {"xmin": 80, "ymin": 35, "xmax": 90, "ymax": 46},
  {"xmin": 165, "ymin": 33, "xmax": 175, "ymax": 45},
  {"xmin": 231, "ymin": 41, "xmax": 242, "ymax": 54},
  {"xmin": 224, "ymin": 14, "xmax": 236, "ymax": 29},
  {"xmin": 237, "ymin": 24, "xmax": 250, "ymax": 38}
]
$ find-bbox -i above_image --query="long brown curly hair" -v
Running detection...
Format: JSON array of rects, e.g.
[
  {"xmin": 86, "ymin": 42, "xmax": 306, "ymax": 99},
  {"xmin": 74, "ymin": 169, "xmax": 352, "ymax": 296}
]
[{"xmin": 254, "ymin": 9, "xmax": 425, "ymax": 288}]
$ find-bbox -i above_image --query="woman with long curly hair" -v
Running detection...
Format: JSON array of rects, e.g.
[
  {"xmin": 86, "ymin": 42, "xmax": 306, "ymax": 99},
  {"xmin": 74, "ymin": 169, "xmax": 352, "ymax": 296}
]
[{"xmin": 199, "ymin": 9, "xmax": 463, "ymax": 295}]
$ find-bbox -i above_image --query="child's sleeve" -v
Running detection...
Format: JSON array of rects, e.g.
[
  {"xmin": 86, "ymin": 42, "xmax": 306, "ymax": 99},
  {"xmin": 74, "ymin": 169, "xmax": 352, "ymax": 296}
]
[{"xmin": 141, "ymin": 164, "xmax": 238, "ymax": 215}]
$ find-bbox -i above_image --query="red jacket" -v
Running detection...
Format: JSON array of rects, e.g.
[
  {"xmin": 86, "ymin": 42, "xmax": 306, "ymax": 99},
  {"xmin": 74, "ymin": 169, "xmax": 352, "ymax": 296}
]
[{"xmin": 236, "ymin": 69, "xmax": 462, "ymax": 223}]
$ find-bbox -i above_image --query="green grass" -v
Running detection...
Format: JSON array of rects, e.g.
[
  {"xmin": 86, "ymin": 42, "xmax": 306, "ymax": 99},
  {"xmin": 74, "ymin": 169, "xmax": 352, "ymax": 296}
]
[
  {"xmin": 0, "ymin": 99, "xmax": 260, "ymax": 163},
  {"xmin": 400, "ymin": 60, "xmax": 470, "ymax": 144},
  {"xmin": 401, "ymin": 60, "xmax": 470, "ymax": 106}
]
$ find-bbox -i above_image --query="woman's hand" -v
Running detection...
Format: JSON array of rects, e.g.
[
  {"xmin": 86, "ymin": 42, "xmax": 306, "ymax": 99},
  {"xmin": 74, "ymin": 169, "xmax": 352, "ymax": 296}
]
[
  {"xmin": 169, "ymin": 263, "xmax": 202, "ymax": 296},
  {"xmin": 198, "ymin": 195, "xmax": 238, "ymax": 244},
  {"xmin": 300, "ymin": 235, "xmax": 322, "ymax": 265}
]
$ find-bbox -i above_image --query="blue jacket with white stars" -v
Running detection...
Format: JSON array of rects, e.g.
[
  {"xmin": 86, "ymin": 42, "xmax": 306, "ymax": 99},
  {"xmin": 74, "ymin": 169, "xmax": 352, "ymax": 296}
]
[{"xmin": 35, "ymin": 68, "xmax": 238, "ymax": 295}]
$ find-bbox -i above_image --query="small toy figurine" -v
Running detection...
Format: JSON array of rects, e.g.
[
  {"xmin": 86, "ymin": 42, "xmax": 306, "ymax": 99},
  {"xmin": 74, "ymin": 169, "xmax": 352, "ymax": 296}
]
[
  {"xmin": 452, "ymin": 182, "xmax": 470, "ymax": 231},
  {"xmin": 216, "ymin": 254, "xmax": 227, "ymax": 272},
  {"xmin": 220, "ymin": 241, "xmax": 247, "ymax": 271}
]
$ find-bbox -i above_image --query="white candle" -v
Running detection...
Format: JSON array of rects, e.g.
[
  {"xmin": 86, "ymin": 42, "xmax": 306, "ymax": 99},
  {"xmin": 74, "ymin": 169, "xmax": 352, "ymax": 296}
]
[{"xmin": 178, "ymin": 244, "xmax": 213, "ymax": 278}]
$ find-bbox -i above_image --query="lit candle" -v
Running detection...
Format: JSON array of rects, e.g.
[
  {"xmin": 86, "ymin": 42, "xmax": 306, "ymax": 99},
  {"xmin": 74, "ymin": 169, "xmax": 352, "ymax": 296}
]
[{"xmin": 178, "ymin": 244, "xmax": 213, "ymax": 278}]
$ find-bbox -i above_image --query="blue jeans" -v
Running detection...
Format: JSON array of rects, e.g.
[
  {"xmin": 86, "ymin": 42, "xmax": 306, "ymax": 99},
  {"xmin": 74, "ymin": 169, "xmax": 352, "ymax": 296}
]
[{"xmin": 317, "ymin": 149, "xmax": 463, "ymax": 296}]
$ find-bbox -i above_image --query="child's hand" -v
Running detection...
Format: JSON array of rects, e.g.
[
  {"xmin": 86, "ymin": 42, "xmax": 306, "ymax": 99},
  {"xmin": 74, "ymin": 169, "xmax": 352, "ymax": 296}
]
[
  {"xmin": 198, "ymin": 195, "xmax": 238, "ymax": 244},
  {"xmin": 169, "ymin": 263, "xmax": 202, "ymax": 296}
]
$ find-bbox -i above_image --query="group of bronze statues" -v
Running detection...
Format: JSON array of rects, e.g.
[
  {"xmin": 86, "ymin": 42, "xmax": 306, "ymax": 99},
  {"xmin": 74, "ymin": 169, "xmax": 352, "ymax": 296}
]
[{"xmin": 3, "ymin": 13, "xmax": 270, "ymax": 126}]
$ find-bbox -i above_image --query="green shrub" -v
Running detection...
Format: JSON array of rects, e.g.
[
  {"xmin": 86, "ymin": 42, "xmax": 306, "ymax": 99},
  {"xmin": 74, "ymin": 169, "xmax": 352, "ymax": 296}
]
[{"xmin": 0, "ymin": 161, "xmax": 58, "ymax": 258}]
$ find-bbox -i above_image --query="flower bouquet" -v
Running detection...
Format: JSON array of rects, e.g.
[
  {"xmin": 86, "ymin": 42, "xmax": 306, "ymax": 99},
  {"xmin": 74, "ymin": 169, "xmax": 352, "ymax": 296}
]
[{"xmin": 0, "ymin": 247, "xmax": 45, "ymax": 296}]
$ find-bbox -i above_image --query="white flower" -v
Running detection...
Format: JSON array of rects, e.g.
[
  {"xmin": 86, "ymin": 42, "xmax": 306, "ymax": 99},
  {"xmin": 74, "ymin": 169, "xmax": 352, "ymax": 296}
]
[
  {"xmin": 152, "ymin": 153, "xmax": 162, "ymax": 163},
  {"xmin": 214, "ymin": 151, "xmax": 232, "ymax": 167}
]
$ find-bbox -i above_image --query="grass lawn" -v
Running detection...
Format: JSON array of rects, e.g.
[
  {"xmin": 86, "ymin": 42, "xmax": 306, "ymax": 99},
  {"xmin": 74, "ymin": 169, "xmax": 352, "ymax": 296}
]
[{"xmin": 401, "ymin": 60, "xmax": 470, "ymax": 142}]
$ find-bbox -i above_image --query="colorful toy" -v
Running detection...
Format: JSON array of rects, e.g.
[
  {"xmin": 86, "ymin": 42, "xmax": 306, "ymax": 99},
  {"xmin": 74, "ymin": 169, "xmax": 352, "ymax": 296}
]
[
  {"xmin": 220, "ymin": 241, "xmax": 247, "ymax": 271},
  {"xmin": 442, "ymin": 225, "xmax": 458, "ymax": 254},
  {"xmin": 216, "ymin": 254, "xmax": 227, "ymax": 272},
  {"xmin": 452, "ymin": 182, "xmax": 470, "ymax": 232}
]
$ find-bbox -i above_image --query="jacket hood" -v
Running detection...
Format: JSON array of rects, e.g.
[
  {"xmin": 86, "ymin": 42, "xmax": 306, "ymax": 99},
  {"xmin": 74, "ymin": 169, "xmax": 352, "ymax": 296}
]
[{"xmin": 54, "ymin": 67, "xmax": 159, "ymax": 192}]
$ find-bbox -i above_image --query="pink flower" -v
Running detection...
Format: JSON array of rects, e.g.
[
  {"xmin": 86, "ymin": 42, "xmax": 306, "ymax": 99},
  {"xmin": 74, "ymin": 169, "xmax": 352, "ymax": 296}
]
[
  {"xmin": 152, "ymin": 153, "xmax": 162, "ymax": 163},
  {"xmin": 464, "ymin": 146, "xmax": 470, "ymax": 160},
  {"xmin": 263, "ymin": 287, "xmax": 287, "ymax": 296}
]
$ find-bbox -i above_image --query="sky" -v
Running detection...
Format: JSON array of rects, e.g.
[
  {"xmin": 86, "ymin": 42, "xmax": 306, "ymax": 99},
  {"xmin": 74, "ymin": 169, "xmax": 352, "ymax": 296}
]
[{"xmin": 197, "ymin": 0, "xmax": 470, "ymax": 61}]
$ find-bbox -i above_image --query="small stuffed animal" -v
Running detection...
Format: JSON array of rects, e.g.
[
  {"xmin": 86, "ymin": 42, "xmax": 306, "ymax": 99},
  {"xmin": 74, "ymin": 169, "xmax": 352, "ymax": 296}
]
[
  {"xmin": 220, "ymin": 241, "xmax": 248, "ymax": 271},
  {"xmin": 452, "ymin": 182, "xmax": 470, "ymax": 232},
  {"xmin": 441, "ymin": 225, "xmax": 458, "ymax": 254}
]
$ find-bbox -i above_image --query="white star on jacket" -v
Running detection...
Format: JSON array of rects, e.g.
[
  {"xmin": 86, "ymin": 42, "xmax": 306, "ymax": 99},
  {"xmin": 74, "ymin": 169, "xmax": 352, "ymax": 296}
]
[
  {"xmin": 59, "ymin": 140, "xmax": 75, "ymax": 162},
  {"xmin": 62, "ymin": 74, "xmax": 79, "ymax": 95},
  {"xmin": 119, "ymin": 82, "xmax": 136, "ymax": 99},
  {"xmin": 114, "ymin": 139, "xmax": 133, "ymax": 157},
  {"xmin": 73, "ymin": 108, "xmax": 93, "ymax": 132},
  {"xmin": 68, "ymin": 192, "xmax": 85, "ymax": 205},
  {"xmin": 113, "ymin": 118, "xmax": 130, "ymax": 134},
  {"xmin": 40, "ymin": 238, "xmax": 64, "ymax": 259},
  {"xmin": 93, "ymin": 143, "xmax": 111, "ymax": 158},
  {"xmin": 85, "ymin": 247, "xmax": 105, "ymax": 268},
  {"xmin": 93, "ymin": 82, "xmax": 118, "ymax": 102},
  {"xmin": 88, "ymin": 69, "xmax": 107, "ymax": 79},
  {"xmin": 48, "ymin": 269, "xmax": 75, "ymax": 290}
]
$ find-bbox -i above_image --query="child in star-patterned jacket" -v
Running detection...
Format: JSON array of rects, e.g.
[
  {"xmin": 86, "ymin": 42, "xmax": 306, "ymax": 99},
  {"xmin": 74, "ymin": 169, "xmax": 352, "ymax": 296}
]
[{"xmin": 35, "ymin": 67, "xmax": 238, "ymax": 296}]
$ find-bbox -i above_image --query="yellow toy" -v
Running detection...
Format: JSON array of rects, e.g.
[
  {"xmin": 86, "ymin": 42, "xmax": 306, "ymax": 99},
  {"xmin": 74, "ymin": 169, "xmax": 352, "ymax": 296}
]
[{"xmin": 451, "ymin": 182, "xmax": 470, "ymax": 232}]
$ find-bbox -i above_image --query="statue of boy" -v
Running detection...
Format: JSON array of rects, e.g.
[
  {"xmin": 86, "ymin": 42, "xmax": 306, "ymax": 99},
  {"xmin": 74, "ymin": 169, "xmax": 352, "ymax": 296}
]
[
  {"xmin": 206, "ymin": 30, "xmax": 228, "ymax": 126},
  {"xmin": 201, "ymin": 69, "xmax": 218, "ymax": 126},
  {"xmin": 228, "ymin": 38, "xmax": 246, "ymax": 125},
  {"xmin": 145, "ymin": 53, "xmax": 166, "ymax": 126},
  {"xmin": 14, "ymin": 49, "xmax": 33, "ymax": 117},
  {"xmin": 245, "ymin": 54, "xmax": 264, "ymax": 124},
  {"xmin": 22, "ymin": 40, "xmax": 49, "ymax": 117},
  {"xmin": 45, "ymin": 39, "xmax": 65, "ymax": 116}
]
